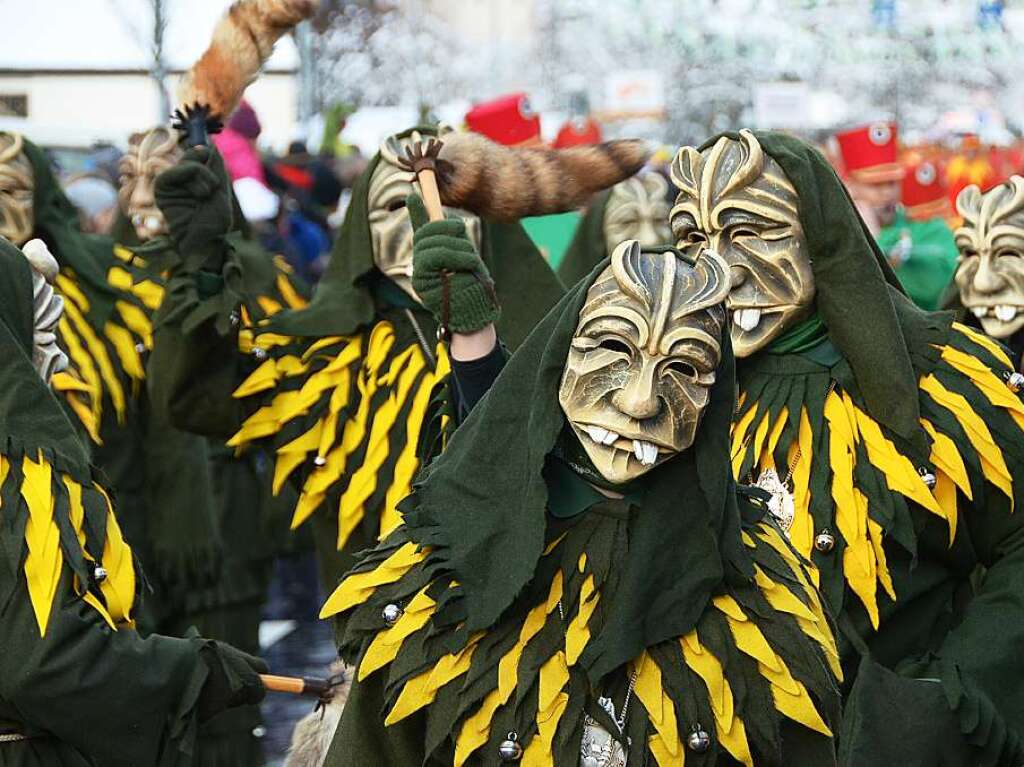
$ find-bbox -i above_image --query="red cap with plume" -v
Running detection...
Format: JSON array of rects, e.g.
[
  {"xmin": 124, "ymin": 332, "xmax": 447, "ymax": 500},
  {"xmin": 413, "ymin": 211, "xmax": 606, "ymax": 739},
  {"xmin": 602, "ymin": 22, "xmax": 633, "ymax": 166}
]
[
  {"xmin": 902, "ymin": 158, "xmax": 950, "ymax": 221},
  {"xmin": 465, "ymin": 93, "xmax": 542, "ymax": 147},
  {"xmin": 552, "ymin": 117, "xmax": 603, "ymax": 148}
]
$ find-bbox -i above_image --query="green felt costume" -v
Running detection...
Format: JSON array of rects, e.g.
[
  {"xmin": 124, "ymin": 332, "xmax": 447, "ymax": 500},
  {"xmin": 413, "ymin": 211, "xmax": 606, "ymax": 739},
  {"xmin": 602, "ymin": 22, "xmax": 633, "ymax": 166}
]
[
  {"xmin": 22, "ymin": 136, "xmax": 296, "ymax": 765},
  {"xmin": 719, "ymin": 131, "xmax": 1024, "ymax": 764},
  {"xmin": 876, "ymin": 208, "xmax": 959, "ymax": 312},
  {"xmin": 555, "ymin": 189, "xmax": 612, "ymax": 289},
  {"xmin": 148, "ymin": 127, "xmax": 565, "ymax": 589},
  {"xmin": 320, "ymin": 258, "xmax": 842, "ymax": 766},
  {"xmin": 0, "ymin": 238, "xmax": 267, "ymax": 767}
]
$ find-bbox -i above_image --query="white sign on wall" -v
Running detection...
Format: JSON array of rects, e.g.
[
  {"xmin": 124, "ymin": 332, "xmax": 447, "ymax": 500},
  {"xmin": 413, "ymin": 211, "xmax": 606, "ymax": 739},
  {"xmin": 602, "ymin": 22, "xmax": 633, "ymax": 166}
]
[{"xmin": 605, "ymin": 70, "xmax": 665, "ymax": 114}]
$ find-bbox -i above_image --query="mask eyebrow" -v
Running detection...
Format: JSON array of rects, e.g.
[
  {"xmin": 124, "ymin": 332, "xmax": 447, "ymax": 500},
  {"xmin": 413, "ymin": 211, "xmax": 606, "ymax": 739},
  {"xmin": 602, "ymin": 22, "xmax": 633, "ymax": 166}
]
[
  {"xmin": 577, "ymin": 304, "xmax": 649, "ymax": 349},
  {"xmin": 660, "ymin": 324, "xmax": 721, "ymax": 358}
]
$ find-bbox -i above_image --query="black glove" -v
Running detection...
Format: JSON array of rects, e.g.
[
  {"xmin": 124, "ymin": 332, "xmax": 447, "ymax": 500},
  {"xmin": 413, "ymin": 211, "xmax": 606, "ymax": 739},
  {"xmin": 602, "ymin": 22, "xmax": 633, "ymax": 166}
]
[
  {"xmin": 197, "ymin": 640, "xmax": 268, "ymax": 722},
  {"xmin": 155, "ymin": 146, "xmax": 234, "ymax": 272},
  {"xmin": 407, "ymin": 193, "xmax": 499, "ymax": 334}
]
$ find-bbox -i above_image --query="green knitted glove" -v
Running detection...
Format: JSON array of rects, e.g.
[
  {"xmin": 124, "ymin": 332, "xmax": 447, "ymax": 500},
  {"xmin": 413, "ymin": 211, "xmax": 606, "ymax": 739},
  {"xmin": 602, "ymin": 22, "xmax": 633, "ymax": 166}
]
[
  {"xmin": 407, "ymin": 193, "xmax": 500, "ymax": 334},
  {"xmin": 154, "ymin": 145, "xmax": 234, "ymax": 273}
]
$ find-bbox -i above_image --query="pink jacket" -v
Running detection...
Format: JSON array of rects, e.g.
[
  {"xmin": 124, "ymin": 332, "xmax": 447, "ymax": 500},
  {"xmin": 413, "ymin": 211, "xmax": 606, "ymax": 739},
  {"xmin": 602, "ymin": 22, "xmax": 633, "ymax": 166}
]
[{"xmin": 212, "ymin": 128, "xmax": 266, "ymax": 184}]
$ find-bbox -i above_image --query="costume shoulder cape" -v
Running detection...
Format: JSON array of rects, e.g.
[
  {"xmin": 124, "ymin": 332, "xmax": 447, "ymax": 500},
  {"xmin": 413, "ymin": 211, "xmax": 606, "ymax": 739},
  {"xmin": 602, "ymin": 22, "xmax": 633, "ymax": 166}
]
[
  {"xmin": 322, "ymin": 263, "xmax": 840, "ymax": 766},
  {"xmin": 0, "ymin": 239, "xmax": 138, "ymax": 638},
  {"xmin": 224, "ymin": 127, "xmax": 563, "ymax": 552}
]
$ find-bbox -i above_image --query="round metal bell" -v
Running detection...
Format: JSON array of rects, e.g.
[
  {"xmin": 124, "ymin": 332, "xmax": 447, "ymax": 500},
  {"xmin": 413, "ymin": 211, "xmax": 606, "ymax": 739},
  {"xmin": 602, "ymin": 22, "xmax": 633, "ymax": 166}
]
[
  {"xmin": 814, "ymin": 530, "xmax": 836, "ymax": 553},
  {"xmin": 313, "ymin": 455, "xmax": 327, "ymax": 468},
  {"xmin": 381, "ymin": 603, "xmax": 403, "ymax": 626},
  {"xmin": 918, "ymin": 466, "xmax": 937, "ymax": 489},
  {"xmin": 1004, "ymin": 371, "xmax": 1024, "ymax": 393},
  {"xmin": 252, "ymin": 346, "xmax": 268, "ymax": 362},
  {"xmin": 229, "ymin": 310, "xmax": 241, "ymax": 328},
  {"xmin": 498, "ymin": 732, "xmax": 522, "ymax": 761},
  {"xmin": 135, "ymin": 342, "xmax": 147, "ymax": 355},
  {"xmin": 92, "ymin": 566, "xmax": 108, "ymax": 583},
  {"xmin": 687, "ymin": 725, "xmax": 711, "ymax": 753}
]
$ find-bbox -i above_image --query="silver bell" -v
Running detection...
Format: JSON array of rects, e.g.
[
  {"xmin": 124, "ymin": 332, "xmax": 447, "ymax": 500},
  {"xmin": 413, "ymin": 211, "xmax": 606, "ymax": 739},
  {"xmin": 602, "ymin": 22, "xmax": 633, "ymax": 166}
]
[
  {"xmin": 252, "ymin": 346, "xmax": 268, "ymax": 362},
  {"xmin": 92, "ymin": 566, "xmax": 108, "ymax": 583},
  {"xmin": 687, "ymin": 725, "xmax": 711, "ymax": 753},
  {"xmin": 1005, "ymin": 371, "xmax": 1024, "ymax": 393},
  {"xmin": 814, "ymin": 530, "xmax": 836, "ymax": 553},
  {"xmin": 382, "ymin": 603, "xmax": 403, "ymax": 626},
  {"xmin": 313, "ymin": 455, "xmax": 327, "ymax": 468},
  {"xmin": 229, "ymin": 310, "xmax": 241, "ymax": 328},
  {"xmin": 134, "ymin": 342, "xmax": 147, "ymax": 354},
  {"xmin": 498, "ymin": 732, "xmax": 522, "ymax": 761},
  {"xmin": 918, "ymin": 467, "xmax": 937, "ymax": 489}
]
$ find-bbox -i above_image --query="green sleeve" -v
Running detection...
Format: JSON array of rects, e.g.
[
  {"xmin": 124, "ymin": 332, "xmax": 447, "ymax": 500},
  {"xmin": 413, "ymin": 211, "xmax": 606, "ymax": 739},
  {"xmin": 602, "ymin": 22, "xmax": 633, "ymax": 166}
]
[
  {"xmin": 322, "ymin": 672, "xmax": 432, "ymax": 766},
  {"xmin": 894, "ymin": 220, "xmax": 959, "ymax": 311},
  {"xmin": 0, "ymin": 568, "xmax": 210, "ymax": 767}
]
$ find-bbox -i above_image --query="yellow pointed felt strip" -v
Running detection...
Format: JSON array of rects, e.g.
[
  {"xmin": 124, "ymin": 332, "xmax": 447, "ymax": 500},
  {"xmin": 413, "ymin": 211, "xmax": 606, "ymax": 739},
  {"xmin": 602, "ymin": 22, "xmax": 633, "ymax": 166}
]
[
  {"xmin": 920, "ymin": 419, "xmax": 972, "ymax": 499},
  {"xmin": 853, "ymin": 405, "xmax": 945, "ymax": 519},
  {"xmin": 565, "ymin": 573, "xmax": 599, "ymax": 666},
  {"xmin": 681, "ymin": 632, "xmax": 753, "ymax": 767},
  {"xmin": 52, "ymin": 372, "xmax": 102, "ymax": 444},
  {"xmin": 319, "ymin": 541, "xmax": 428, "ymax": 618},
  {"xmin": 103, "ymin": 322, "xmax": 145, "ymax": 382},
  {"xmin": 115, "ymin": 300, "xmax": 153, "ymax": 349},
  {"xmin": 130, "ymin": 279, "xmax": 164, "ymax": 311},
  {"xmin": 271, "ymin": 424, "xmax": 321, "ymax": 497},
  {"xmin": 920, "ymin": 374, "xmax": 1013, "ymax": 508},
  {"xmin": 940, "ymin": 343, "xmax": 1024, "ymax": 434},
  {"xmin": 867, "ymin": 519, "xmax": 895, "ymax": 602},
  {"xmin": 62, "ymin": 299, "xmax": 127, "ymax": 421},
  {"xmin": 634, "ymin": 652, "xmax": 683, "ymax": 766},
  {"xmin": 386, "ymin": 633, "xmax": 482, "ymax": 725},
  {"xmin": 337, "ymin": 346, "xmax": 424, "ymax": 548},
  {"xmin": 21, "ymin": 456, "xmax": 62, "ymax": 637},
  {"xmin": 357, "ymin": 587, "xmax": 437, "ymax": 681},
  {"xmin": 722, "ymin": 602, "xmax": 831, "ymax": 737},
  {"xmin": 761, "ymin": 407, "xmax": 790, "ymax": 473},
  {"xmin": 55, "ymin": 273, "xmax": 91, "ymax": 313},
  {"xmin": 521, "ymin": 652, "xmax": 570, "ymax": 767},
  {"xmin": 276, "ymin": 271, "xmax": 308, "ymax": 309},
  {"xmin": 789, "ymin": 408, "xmax": 815, "ymax": 561},
  {"xmin": 731, "ymin": 404, "xmax": 759, "ymax": 477},
  {"xmin": 63, "ymin": 477, "xmax": 117, "ymax": 631},
  {"xmin": 257, "ymin": 295, "xmax": 284, "ymax": 317},
  {"xmin": 749, "ymin": 411, "xmax": 773, "ymax": 474},
  {"xmin": 94, "ymin": 484, "xmax": 136, "ymax": 625},
  {"xmin": 953, "ymin": 322, "xmax": 1014, "ymax": 370},
  {"xmin": 302, "ymin": 335, "xmax": 351, "ymax": 361},
  {"xmin": 232, "ymin": 358, "xmax": 286, "ymax": 398},
  {"xmin": 55, "ymin": 321, "xmax": 103, "ymax": 418}
]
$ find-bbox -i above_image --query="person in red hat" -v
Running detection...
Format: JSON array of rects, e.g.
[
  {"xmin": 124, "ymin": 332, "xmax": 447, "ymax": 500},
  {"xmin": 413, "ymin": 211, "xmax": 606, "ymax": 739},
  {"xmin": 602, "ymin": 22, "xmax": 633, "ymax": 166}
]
[
  {"xmin": 875, "ymin": 156, "xmax": 959, "ymax": 310},
  {"xmin": 464, "ymin": 92, "xmax": 542, "ymax": 146},
  {"xmin": 552, "ymin": 115, "xmax": 602, "ymax": 148},
  {"xmin": 835, "ymin": 121, "xmax": 904, "ymax": 234}
]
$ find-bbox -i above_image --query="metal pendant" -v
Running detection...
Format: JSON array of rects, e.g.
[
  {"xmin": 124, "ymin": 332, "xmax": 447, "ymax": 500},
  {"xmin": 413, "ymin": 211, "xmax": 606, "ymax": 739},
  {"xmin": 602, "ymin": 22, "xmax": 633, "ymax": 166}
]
[
  {"xmin": 755, "ymin": 468, "xmax": 795, "ymax": 534},
  {"xmin": 580, "ymin": 714, "xmax": 628, "ymax": 767}
]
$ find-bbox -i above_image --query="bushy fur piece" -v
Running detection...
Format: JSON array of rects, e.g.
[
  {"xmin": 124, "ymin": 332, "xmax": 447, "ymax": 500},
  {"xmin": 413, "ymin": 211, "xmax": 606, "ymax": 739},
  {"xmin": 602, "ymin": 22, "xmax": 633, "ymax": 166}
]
[
  {"xmin": 177, "ymin": 0, "xmax": 317, "ymax": 122},
  {"xmin": 436, "ymin": 132, "xmax": 651, "ymax": 222},
  {"xmin": 283, "ymin": 662, "xmax": 351, "ymax": 767}
]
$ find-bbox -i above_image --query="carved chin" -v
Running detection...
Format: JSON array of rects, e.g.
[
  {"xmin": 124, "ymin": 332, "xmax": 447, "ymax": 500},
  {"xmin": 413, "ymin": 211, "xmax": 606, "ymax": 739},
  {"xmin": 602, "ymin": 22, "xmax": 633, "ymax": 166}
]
[
  {"xmin": 729, "ymin": 308, "xmax": 786, "ymax": 357},
  {"xmin": 570, "ymin": 421, "xmax": 675, "ymax": 484}
]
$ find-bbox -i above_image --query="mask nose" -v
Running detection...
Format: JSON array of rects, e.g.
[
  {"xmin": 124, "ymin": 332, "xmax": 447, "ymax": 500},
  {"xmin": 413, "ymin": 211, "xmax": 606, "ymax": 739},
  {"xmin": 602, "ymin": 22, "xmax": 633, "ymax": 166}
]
[
  {"xmin": 973, "ymin": 255, "xmax": 1006, "ymax": 295},
  {"xmin": 131, "ymin": 176, "xmax": 155, "ymax": 209},
  {"xmin": 612, "ymin": 358, "xmax": 661, "ymax": 420}
]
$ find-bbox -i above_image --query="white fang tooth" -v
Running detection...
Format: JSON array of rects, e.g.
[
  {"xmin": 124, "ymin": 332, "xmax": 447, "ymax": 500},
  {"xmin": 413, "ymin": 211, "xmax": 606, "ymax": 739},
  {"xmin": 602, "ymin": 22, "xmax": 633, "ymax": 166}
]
[
  {"xmin": 585, "ymin": 425, "xmax": 609, "ymax": 444},
  {"xmin": 145, "ymin": 215, "xmax": 162, "ymax": 231},
  {"xmin": 602, "ymin": 430, "xmax": 619, "ymax": 446},
  {"xmin": 995, "ymin": 305, "xmax": 1017, "ymax": 322},
  {"xmin": 736, "ymin": 308, "xmax": 762, "ymax": 332},
  {"xmin": 633, "ymin": 439, "xmax": 645, "ymax": 461},
  {"xmin": 971, "ymin": 306, "xmax": 988, "ymax": 318},
  {"xmin": 642, "ymin": 441, "xmax": 658, "ymax": 465}
]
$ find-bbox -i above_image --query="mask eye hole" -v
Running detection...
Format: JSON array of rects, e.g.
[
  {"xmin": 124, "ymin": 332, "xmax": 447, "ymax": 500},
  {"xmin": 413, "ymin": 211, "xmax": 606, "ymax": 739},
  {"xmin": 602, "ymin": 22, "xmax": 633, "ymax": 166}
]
[
  {"xmin": 386, "ymin": 198, "xmax": 407, "ymax": 212},
  {"xmin": 996, "ymin": 249, "xmax": 1022, "ymax": 259},
  {"xmin": 665, "ymin": 360, "xmax": 698, "ymax": 381},
  {"xmin": 598, "ymin": 338, "xmax": 632, "ymax": 357}
]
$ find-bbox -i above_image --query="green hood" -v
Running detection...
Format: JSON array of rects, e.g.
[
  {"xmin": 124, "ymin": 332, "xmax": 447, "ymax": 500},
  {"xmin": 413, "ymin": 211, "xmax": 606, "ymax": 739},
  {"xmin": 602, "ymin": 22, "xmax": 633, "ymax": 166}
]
[
  {"xmin": 0, "ymin": 238, "xmax": 90, "ymax": 478},
  {"xmin": 267, "ymin": 126, "xmax": 565, "ymax": 349},
  {"xmin": 703, "ymin": 131, "xmax": 950, "ymax": 457},
  {"xmin": 22, "ymin": 137, "xmax": 119, "ymax": 326},
  {"xmin": 398, "ymin": 254, "xmax": 750, "ymax": 681},
  {"xmin": 555, "ymin": 189, "xmax": 612, "ymax": 289}
]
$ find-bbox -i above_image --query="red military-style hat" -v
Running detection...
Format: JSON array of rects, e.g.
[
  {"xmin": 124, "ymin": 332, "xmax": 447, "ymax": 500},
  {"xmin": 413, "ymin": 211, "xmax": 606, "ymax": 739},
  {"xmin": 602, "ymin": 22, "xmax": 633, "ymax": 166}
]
[
  {"xmin": 552, "ymin": 116, "xmax": 603, "ymax": 148},
  {"xmin": 835, "ymin": 122, "xmax": 904, "ymax": 183},
  {"xmin": 465, "ymin": 93, "xmax": 542, "ymax": 146},
  {"xmin": 902, "ymin": 158, "xmax": 950, "ymax": 221}
]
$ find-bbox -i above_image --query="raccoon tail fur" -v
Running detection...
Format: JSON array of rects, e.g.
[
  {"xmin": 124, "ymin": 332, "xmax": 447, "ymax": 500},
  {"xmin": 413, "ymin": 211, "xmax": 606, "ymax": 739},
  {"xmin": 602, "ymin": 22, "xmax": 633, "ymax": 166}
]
[
  {"xmin": 283, "ymin": 661, "xmax": 351, "ymax": 767},
  {"xmin": 435, "ymin": 132, "xmax": 651, "ymax": 222},
  {"xmin": 177, "ymin": 0, "xmax": 318, "ymax": 125}
]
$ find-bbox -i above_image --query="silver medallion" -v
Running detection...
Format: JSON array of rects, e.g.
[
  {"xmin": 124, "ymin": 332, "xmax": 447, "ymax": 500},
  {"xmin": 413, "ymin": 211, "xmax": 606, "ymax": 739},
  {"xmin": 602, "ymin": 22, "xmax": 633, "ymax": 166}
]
[
  {"xmin": 580, "ymin": 697, "xmax": 628, "ymax": 767},
  {"xmin": 755, "ymin": 468, "xmax": 795, "ymax": 534}
]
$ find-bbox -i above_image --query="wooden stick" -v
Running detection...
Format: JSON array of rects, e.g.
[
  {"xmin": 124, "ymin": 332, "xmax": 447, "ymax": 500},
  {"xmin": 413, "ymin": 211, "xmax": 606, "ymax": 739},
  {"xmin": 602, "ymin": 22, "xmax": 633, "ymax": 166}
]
[
  {"xmin": 416, "ymin": 167, "xmax": 445, "ymax": 223},
  {"xmin": 260, "ymin": 674, "xmax": 332, "ymax": 698}
]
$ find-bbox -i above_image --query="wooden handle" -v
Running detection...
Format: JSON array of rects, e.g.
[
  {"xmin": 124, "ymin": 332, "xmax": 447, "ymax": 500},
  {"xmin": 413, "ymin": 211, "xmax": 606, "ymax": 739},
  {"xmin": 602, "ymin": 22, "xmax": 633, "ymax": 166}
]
[
  {"xmin": 260, "ymin": 674, "xmax": 307, "ymax": 695},
  {"xmin": 416, "ymin": 167, "xmax": 445, "ymax": 222}
]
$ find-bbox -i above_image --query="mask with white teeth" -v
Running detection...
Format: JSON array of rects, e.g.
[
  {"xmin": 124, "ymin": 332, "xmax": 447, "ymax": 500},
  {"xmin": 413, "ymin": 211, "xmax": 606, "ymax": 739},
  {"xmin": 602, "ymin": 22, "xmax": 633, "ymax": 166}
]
[
  {"xmin": 20, "ymin": 239, "xmax": 68, "ymax": 383},
  {"xmin": 669, "ymin": 129, "xmax": 816, "ymax": 357},
  {"xmin": 954, "ymin": 176, "xmax": 1024, "ymax": 339},
  {"xmin": 370, "ymin": 128, "xmax": 481, "ymax": 301},
  {"xmin": 118, "ymin": 126, "xmax": 182, "ymax": 242},
  {"xmin": 558, "ymin": 239, "xmax": 730, "ymax": 484}
]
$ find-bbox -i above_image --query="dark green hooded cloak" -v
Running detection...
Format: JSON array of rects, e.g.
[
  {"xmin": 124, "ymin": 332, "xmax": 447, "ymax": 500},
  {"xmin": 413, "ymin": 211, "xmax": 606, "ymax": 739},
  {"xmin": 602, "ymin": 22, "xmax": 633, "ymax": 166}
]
[
  {"xmin": 719, "ymin": 131, "xmax": 1024, "ymax": 765},
  {"xmin": 0, "ymin": 238, "xmax": 218, "ymax": 767},
  {"xmin": 322, "ymin": 256, "xmax": 841, "ymax": 766}
]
